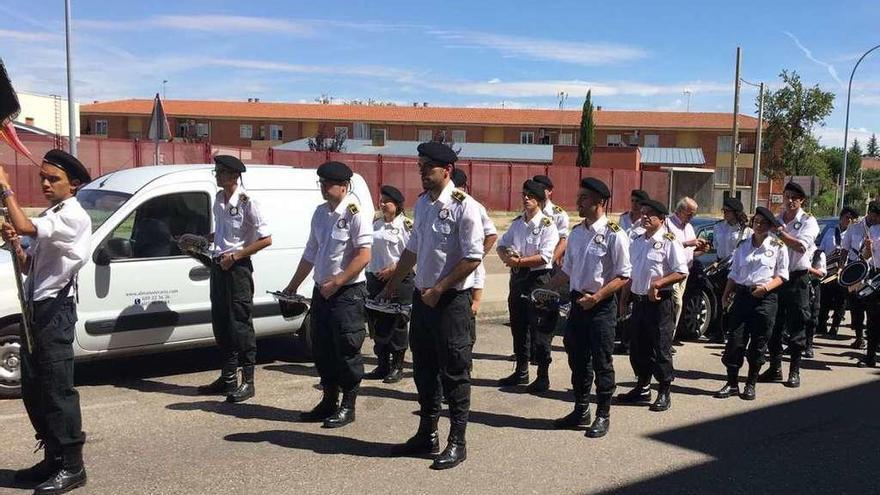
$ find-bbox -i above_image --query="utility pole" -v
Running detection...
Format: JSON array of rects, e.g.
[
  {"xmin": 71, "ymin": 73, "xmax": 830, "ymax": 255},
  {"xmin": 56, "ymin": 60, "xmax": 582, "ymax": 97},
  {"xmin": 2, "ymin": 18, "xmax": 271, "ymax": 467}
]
[
  {"xmin": 729, "ymin": 47, "xmax": 742, "ymax": 200},
  {"xmin": 64, "ymin": 0, "xmax": 77, "ymax": 157},
  {"xmin": 839, "ymin": 44, "xmax": 880, "ymax": 214},
  {"xmin": 683, "ymin": 89, "xmax": 692, "ymax": 112},
  {"xmin": 741, "ymin": 79, "xmax": 765, "ymax": 211}
]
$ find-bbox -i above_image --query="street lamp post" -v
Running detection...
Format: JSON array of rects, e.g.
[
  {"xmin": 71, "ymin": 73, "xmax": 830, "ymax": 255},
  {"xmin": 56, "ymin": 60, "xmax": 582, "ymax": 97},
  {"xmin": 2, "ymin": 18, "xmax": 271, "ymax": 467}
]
[
  {"xmin": 838, "ymin": 43, "xmax": 880, "ymax": 214},
  {"xmin": 162, "ymin": 80, "xmax": 168, "ymax": 100},
  {"xmin": 64, "ymin": 0, "xmax": 76, "ymax": 157},
  {"xmin": 741, "ymin": 79, "xmax": 765, "ymax": 211}
]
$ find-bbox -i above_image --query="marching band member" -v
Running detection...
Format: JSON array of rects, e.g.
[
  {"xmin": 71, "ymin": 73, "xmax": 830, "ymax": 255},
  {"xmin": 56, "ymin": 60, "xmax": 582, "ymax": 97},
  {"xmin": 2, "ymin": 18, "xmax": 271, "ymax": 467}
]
[
  {"xmin": 840, "ymin": 207, "xmax": 876, "ymax": 348},
  {"xmin": 532, "ymin": 175, "xmax": 570, "ymax": 267},
  {"xmin": 858, "ymin": 201, "xmax": 880, "ymax": 368},
  {"xmin": 804, "ymin": 247, "xmax": 827, "ymax": 358},
  {"xmin": 816, "ymin": 206, "xmax": 857, "ymax": 336},
  {"xmin": 496, "ymin": 180, "xmax": 559, "ymax": 392},
  {"xmin": 715, "ymin": 207, "xmax": 788, "ymax": 401},
  {"xmin": 620, "ymin": 189, "xmax": 649, "ymax": 236},
  {"xmin": 451, "ymin": 168, "xmax": 497, "ymax": 318},
  {"xmin": 713, "ymin": 197, "xmax": 752, "ymax": 260}
]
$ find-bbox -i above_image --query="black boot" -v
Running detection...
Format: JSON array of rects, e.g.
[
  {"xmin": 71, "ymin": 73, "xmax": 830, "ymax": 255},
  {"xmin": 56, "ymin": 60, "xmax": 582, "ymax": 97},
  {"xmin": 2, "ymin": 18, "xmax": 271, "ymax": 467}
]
[
  {"xmin": 803, "ymin": 346, "xmax": 814, "ymax": 358},
  {"xmin": 14, "ymin": 442, "xmax": 60, "ymax": 483},
  {"xmin": 34, "ymin": 444, "xmax": 86, "ymax": 495},
  {"xmin": 758, "ymin": 357, "xmax": 783, "ymax": 382},
  {"xmin": 852, "ymin": 338, "xmax": 866, "ymax": 349},
  {"xmin": 617, "ymin": 377, "xmax": 651, "ymax": 403},
  {"xmin": 785, "ymin": 354, "xmax": 801, "ymax": 388},
  {"xmin": 300, "ymin": 385, "xmax": 339, "ymax": 421},
  {"xmin": 227, "ymin": 365, "xmax": 255, "ymax": 403},
  {"xmin": 585, "ymin": 395, "xmax": 611, "ymax": 438},
  {"xmin": 365, "ymin": 351, "xmax": 390, "ymax": 380},
  {"xmin": 391, "ymin": 416, "xmax": 440, "ymax": 456},
  {"xmin": 497, "ymin": 359, "xmax": 529, "ymax": 387},
  {"xmin": 526, "ymin": 363, "xmax": 550, "ymax": 393},
  {"xmin": 714, "ymin": 367, "xmax": 740, "ymax": 399},
  {"xmin": 553, "ymin": 402, "xmax": 591, "ymax": 429},
  {"xmin": 741, "ymin": 367, "xmax": 758, "ymax": 401},
  {"xmin": 431, "ymin": 422, "xmax": 467, "ymax": 470},
  {"xmin": 323, "ymin": 385, "xmax": 357, "ymax": 428},
  {"xmin": 649, "ymin": 382, "xmax": 672, "ymax": 412},
  {"xmin": 197, "ymin": 365, "xmax": 238, "ymax": 395},
  {"xmin": 383, "ymin": 350, "xmax": 405, "ymax": 384}
]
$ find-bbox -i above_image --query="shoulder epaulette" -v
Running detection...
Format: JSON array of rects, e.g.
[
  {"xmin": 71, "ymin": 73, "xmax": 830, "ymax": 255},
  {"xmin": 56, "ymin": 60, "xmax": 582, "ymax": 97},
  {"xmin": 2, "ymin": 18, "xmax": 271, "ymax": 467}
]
[
  {"xmin": 552, "ymin": 205, "xmax": 563, "ymax": 214},
  {"xmin": 804, "ymin": 212, "xmax": 812, "ymax": 218},
  {"xmin": 664, "ymin": 232, "xmax": 676, "ymax": 241},
  {"xmin": 607, "ymin": 222, "xmax": 621, "ymax": 233},
  {"xmin": 239, "ymin": 193, "xmax": 249, "ymax": 202},
  {"xmin": 52, "ymin": 202, "xmax": 65, "ymax": 213},
  {"xmin": 772, "ymin": 239, "xmax": 784, "ymax": 247},
  {"xmin": 541, "ymin": 217, "xmax": 551, "ymax": 227},
  {"xmin": 347, "ymin": 203, "xmax": 360, "ymax": 215},
  {"xmin": 451, "ymin": 189, "xmax": 466, "ymax": 203},
  {"xmin": 512, "ymin": 214, "xmax": 522, "ymax": 222},
  {"xmin": 403, "ymin": 218, "xmax": 413, "ymax": 231}
]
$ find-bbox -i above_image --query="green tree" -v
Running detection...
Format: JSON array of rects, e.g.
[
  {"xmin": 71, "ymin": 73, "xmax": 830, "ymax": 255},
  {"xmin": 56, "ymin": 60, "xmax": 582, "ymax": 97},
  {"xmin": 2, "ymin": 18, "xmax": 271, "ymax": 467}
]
[
  {"xmin": 577, "ymin": 90, "xmax": 595, "ymax": 167},
  {"xmin": 759, "ymin": 70, "xmax": 835, "ymax": 177},
  {"xmin": 867, "ymin": 133, "xmax": 879, "ymax": 157}
]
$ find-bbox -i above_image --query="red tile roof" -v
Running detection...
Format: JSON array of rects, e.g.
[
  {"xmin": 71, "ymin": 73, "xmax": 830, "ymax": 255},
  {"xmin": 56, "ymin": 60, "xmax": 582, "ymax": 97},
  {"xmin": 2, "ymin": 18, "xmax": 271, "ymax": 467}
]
[{"xmin": 81, "ymin": 99, "xmax": 760, "ymax": 131}]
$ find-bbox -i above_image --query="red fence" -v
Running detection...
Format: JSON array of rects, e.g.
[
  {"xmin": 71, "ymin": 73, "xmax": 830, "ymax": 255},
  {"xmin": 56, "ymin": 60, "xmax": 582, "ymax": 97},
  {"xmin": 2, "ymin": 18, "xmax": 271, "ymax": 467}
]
[{"xmin": 4, "ymin": 136, "xmax": 669, "ymax": 212}]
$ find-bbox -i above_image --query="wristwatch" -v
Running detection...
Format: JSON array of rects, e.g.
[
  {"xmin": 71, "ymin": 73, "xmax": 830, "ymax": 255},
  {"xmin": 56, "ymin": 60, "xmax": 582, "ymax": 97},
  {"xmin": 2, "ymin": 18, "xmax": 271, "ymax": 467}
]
[{"xmin": 0, "ymin": 188, "xmax": 13, "ymax": 200}]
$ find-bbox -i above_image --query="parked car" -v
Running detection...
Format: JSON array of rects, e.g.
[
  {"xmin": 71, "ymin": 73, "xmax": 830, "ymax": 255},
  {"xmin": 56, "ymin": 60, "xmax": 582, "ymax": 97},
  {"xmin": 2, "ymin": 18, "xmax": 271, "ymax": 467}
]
[
  {"xmin": 0, "ymin": 164, "xmax": 374, "ymax": 399},
  {"xmin": 676, "ymin": 217, "xmax": 723, "ymax": 340}
]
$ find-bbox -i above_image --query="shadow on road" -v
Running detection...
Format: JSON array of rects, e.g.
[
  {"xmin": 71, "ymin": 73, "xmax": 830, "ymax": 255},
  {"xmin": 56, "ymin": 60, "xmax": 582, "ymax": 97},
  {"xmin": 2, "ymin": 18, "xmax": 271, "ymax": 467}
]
[
  {"xmin": 224, "ymin": 430, "xmax": 398, "ymax": 458},
  {"xmin": 167, "ymin": 399, "xmax": 301, "ymax": 423}
]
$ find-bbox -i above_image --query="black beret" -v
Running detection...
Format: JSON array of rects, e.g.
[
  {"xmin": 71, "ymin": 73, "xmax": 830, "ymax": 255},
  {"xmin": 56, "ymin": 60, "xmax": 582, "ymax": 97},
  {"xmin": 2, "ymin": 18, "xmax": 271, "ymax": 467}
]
[
  {"xmin": 784, "ymin": 181, "xmax": 806, "ymax": 198},
  {"xmin": 451, "ymin": 168, "xmax": 468, "ymax": 188},
  {"xmin": 754, "ymin": 206, "xmax": 780, "ymax": 227},
  {"xmin": 532, "ymin": 174, "xmax": 553, "ymax": 189},
  {"xmin": 522, "ymin": 179, "xmax": 547, "ymax": 201},
  {"xmin": 579, "ymin": 177, "xmax": 611, "ymax": 199},
  {"xmin": 840, "ymin": 205, "xmax": 860, "ymax": 218},
  {"xmin": 380, "ymin": 185, "xmax": 404, "ymax": 204},
  {"xmin": 417, "ymin": 141, "xmax": 458, "ymax": 165},
  {"xmin": 316, "ymin": 161, "xmax": 353, "ymax": 182},
  {"xmin": 640, "ymin": 198, "xmax": 668, "ymax": 216},
  {"xmin": 213, "ymin": 154, "xmax": 246, "ymax": 173},
  {"xmin": 630, "ymin": 189, "xmax": 649, "ymax": 202},
  {"xmin": 868, "ymin": 201, "xmax": 880, "ymax": 215},
  {"xmin": 722, "ymin": 197, "xmax": 744, "ymax": 213},
  {"xmin": 43, "ymin": 149, "xmax": 91, "ymax": 185}
]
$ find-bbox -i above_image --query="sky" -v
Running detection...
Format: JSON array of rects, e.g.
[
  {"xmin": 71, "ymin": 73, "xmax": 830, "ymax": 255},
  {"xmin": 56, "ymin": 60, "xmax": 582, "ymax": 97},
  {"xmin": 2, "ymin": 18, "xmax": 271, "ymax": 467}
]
[{"xmin": 1, "ymin": 0, "xmax": 879, "ymax": 147}]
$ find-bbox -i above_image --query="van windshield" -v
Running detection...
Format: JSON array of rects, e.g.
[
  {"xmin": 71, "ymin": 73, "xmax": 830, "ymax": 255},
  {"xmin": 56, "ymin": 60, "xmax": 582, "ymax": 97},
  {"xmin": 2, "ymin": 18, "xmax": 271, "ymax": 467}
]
[{"xmin": 76, "ymin": 190, "xmax": 132, "ymax": 233}]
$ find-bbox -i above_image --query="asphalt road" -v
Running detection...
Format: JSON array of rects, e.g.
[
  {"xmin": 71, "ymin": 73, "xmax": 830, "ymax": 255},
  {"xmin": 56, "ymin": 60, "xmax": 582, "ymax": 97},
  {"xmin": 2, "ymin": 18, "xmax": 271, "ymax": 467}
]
[{"xmin": 1, "ymin": 318, "xmax": 878, "ymax": 495}]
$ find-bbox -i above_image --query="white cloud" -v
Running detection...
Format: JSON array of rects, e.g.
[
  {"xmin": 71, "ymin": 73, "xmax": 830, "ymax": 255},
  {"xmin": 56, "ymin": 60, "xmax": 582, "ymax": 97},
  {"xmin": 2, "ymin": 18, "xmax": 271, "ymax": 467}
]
[
  {"xmin": 816, "ymin": 126, "xmax": 877, "ymax": 148},
  {"xmin": 0, "ymin": 28, "xmax": 60, "ymax": 42},
  {"xmin": 430, "ymin": 30, "xmax": 646, "ymax": 66},
  {"xmin": 419, "ymin": 78, "xmax": 730, "ymax": 99},
  {"xmin": 76, "ymin": 15, "xmax": 414, "ymax": 36},
  {"xmin": 784, "ymin": 31, "xmax": 844, "ymax": 87}
]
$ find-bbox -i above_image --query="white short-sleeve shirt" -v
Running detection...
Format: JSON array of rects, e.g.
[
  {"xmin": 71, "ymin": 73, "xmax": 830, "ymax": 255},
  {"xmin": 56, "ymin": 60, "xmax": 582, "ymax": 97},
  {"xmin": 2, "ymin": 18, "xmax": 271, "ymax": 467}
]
[
  {"xmin": 777, "ymin": 209, "xmax": 820, "ymax": 272},
  {"xmin": 368, "ymin": 215, "xmax": 412, "ymax": 273},
  {"xmin": 629, "ymin": 228, "xmax": 688, "ymax": 296},
  {"xmin": 543, "ymin": 200, "xmax": 570, "ymax": 239},
  {"xmin": 302, "ymin": 194, "xmax": 373, "ymax": 285},
  {"xmin": 728, "ymin": 234, "xmax": 789, "ymax": 286},
  {"xmin": 211, "ymin": 187, "xmax": 271, "ymax": 256},
  {"xmin": 562, "ymin": 215, "xmax": 631, "ymax": 294},
  {"xmin": 497, "ymin": 211, "xmax": 559, "ymax": 271},
  {"xmin": 26, "ymin": 196, "xmax": 92, "ymax": 301}
]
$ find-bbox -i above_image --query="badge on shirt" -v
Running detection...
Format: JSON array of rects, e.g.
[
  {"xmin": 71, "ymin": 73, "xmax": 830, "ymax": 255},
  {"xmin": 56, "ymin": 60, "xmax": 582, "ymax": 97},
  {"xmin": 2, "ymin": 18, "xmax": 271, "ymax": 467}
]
[
  {"xmin": 653, "ymin": 241, "xmax": 663, "ymax": 249},
  {"xmin": 229, "ymin": 206, "xmax": 239, "ymax": 216},
  {"xmin": 594, "ymin": 234, "xmax": 605, "ymax": 244},
  {"xmin": 336, "ymin": 218, "xmax": 349, "ymax": 229},
  {"xmin": 765, "ymin": 249, "xmax": 774, "ymax": 257},
  {"xmin": 439, "ymin": 208, "xmax": 450, "ymax": 220},
  {"xmin": 793, "ymin": 221, "xmax": 802, "ymax": 230},
  {"xmin": 390, "ymin": 227, "xmax": 400, "ymax": 236},
  {"xmin": 531, "ymin": 226, "xmax": 541, "ymax": 236}
]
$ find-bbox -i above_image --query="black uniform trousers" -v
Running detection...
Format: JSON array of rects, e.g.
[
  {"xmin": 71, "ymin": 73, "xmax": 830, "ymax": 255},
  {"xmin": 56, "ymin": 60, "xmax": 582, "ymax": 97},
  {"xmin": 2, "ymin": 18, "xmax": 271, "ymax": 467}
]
[
  {"xmin": 818, "ymin": 282, "xmax": 846, "ymax": 332},
  {"xmin": 20, "ymin": 295, "xmax": 85, "ymax": 452},
  {"xmin": 629, "ymin": 292, "xmax": 675, "ymax": 384},
  {"xmin": 311, "ymin": 282, "xmax": 367, "ymax": 392},
  {"xmin": 848, "ymin": 293, "xmax": 867, "ymax": 340},
  {"xmin": 769, "ymin": 270, "xmax": 811, "ymax": 358},
  {"xmin": 508, "ymin": 268, "xmax": 555, "ymax": 366},
  {"xmin": 365, "ymin": 272, "xmax": 412, "ymax": 355},
  {"xmin": 866, "ymin": 301, "xmax": 880, "ymax": 363},
  {"xmin": 564, "ymin": 292, "xmax": 617, "ymax": 406},
  {"xmin": 210, "ymin": 258, "xmax": 256, "ymax": 371},
  {"xmin": 722, "ymin": 287, "xmax": 778, "ymax": 370},
  {"xmin": 805, "ymin": 279, "xmax": 821, "ymax": 348},
  {"xmin": 410, "ymin": 289, "xmax": 475, "ymax": 426}
]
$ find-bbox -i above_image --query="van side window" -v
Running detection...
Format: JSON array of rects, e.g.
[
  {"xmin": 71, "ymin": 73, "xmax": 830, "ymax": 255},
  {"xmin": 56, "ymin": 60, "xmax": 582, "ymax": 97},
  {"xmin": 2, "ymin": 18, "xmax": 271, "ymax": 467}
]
[{"xmin": 107, "ymin": 192, "xmax": 211, "ymax": 259}]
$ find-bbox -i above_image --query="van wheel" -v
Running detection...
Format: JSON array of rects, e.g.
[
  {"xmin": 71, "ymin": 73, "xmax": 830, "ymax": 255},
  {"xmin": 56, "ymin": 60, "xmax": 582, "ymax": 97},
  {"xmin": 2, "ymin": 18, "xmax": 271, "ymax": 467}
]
[
  {"xmin": 296, "ymin": 312, "xmax": 313, "ymax": 359},
  {"xmin": 0, "ymin": 322, "xmax": 23, "ymax": 399}
]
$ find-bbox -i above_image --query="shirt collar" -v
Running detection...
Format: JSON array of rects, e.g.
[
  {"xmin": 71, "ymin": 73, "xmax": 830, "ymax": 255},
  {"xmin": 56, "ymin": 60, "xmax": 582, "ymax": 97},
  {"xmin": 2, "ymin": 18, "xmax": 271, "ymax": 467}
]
[
  {"xmin": 432, "ymin": 181, "xmax": 456, "ymax": 206},
  {"xmin": 780, "ymin": 208, "xmax": 804, "ymax": 224},
  {"xmin": 587, "ymin": 215, "xmax": 609, "ymax": 232},
  {"xmin": 649, "ymin": 228, "xmax": 665, "ymax": 242},
  {"xmin": 525, "ymin": 210, "xmax": 545, "ymax": 227},
  {"xmin": 332, "ymin": 194, "xmax": 356, "ymax": 215},
  {"xmin": 543, "ymin": 200, "xmax": 555, "ymax": 213}
]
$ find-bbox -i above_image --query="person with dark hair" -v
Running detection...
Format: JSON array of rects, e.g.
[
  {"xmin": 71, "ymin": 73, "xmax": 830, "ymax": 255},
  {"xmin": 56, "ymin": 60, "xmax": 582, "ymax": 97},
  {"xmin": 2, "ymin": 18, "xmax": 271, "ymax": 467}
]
[
  {"xmin": 452, "ymin": 168, "xmax": 497, "ymax": 318},
  {"xmin": 840, "ymin": 206, "xmax": 877, "ymax": 348},
  {"xmin": 803, "ymin": 247, "xmax": 827, "ymax": 358},
  {"xmin": 816, "ymin": 206, "xmax": 857, "ymax": 336},
  {"xmin": 707, "ymin": 197, "xmax": 753, "ymax": 343},
  {"xmin": 532, "ymin": 175, "xmax": 570, "ymax": 267},
  {"xmin": 495, "ymin": 180, "xmax": 559, "ymax": 392},
  {"xmin": 364, "ymin": 185, "xmax": 413, "ymax": 383},
  {"xmin": 857, "ymin": 200, "xmax": 880, "ymax": 368},
  {"xmin": 715, "ymin": 207, "xmax": 788, "ymax": 401},
  {"xmin": 285, "ymin": 160, "xmax": 373, "ymax": 428},
  {"xmin": 1, "ymin": 150, "xmax": 92, "ymax": 493},
  {"xmin": 620, "ymin": 189, "xmax": 649, "ymax": 236}
]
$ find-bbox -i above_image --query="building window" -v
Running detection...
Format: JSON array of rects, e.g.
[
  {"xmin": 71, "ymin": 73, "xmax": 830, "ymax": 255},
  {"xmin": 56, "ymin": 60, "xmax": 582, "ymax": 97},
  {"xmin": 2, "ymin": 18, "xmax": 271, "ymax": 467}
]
[
  {"xmin": 196, "ymin": 122, "xmax": 210, "ymax": 138},
  {"xmin": 95, "ymin": 120, "xmax": 108, "ymax": 136},
  {"xmin": 644, "ymin": 134, "xmax": 660, "ymax": 148},
  {"xmin": 418, "ymin": 129, "xmax": 433, "ymax": 142},
  {"xmin": 520, "ymin": 131, "xmax": 535, "ymax": 144},
  {"xmin": 452, "ymin": 130, "xmax": 466, "ymax": 143},
  {"xmin": 714, "ymin": 168, "xmax": 730, "ymax": 186},
  {"xmin": 353, "ymin": 122, "xmax": 370, "ymax": 139},
  {"xmin": 334, "ymin": 126, "xmax": 348, "ymax": 140},
  {"xmin": 606, "ymin": 134, "xmax": 621, "ymax": 146},
  {"xmin": 177, "ymin": 123, "xmax": 188, "ymax": 138},
  {"xmin": 239, "ymin": 124, "xmax": 253, "ymax": 139},
  {"xmin": 758, "ymin": 171, "xmax": 768, "ymax": 183},
  {"xmin": 269, "ymin": 124, "xmax": 283, "ymax": 141},
  {"xmin": 558, "ymin": 133, "xmax": 573, "ymax": 145},
  {"xmin": 718, "ymin": 135, "xmax": 733, "ymax": 153},
  {"xmin": 370, "ymin": 128, "xmax": 387, "ymax": 144}
]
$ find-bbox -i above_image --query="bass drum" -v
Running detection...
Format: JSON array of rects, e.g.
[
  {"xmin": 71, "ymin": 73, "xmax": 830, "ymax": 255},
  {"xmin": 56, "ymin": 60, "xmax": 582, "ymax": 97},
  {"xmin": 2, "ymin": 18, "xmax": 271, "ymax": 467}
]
[{"xmin": 838, "ymin": 260, "xmax": 870, "ymax": 288}]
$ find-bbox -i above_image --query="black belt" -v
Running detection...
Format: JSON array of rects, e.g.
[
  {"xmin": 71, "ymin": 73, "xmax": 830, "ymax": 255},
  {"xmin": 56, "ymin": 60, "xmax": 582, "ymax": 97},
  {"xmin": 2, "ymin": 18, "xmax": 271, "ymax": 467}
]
[
  {"xmin": 570, "ymin": 290, "xmax": 595, "ymax": 300},
  {"xmin": 631, "ymin": 290, "xmax": 671, "ymax": 302}
]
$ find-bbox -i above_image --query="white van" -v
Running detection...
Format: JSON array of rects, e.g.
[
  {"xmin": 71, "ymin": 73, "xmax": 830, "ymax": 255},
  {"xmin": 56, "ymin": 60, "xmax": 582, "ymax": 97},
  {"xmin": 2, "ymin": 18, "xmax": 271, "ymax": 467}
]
[{"xmin": 0, "ymin": 164, "xmax": 374, "ymax": 398}]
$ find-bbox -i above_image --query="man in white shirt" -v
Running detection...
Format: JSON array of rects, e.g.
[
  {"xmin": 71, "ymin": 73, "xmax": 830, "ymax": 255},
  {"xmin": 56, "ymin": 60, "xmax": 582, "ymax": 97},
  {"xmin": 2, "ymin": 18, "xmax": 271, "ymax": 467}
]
[
  {"xmin": 1, "ymin": 150, "xmax": 91, "ymax": 493},
  {"xmin": 382, "ymin": 142, "xmax": 484, "ymax": 470},
  {"xmin": 839, "ymin": 207, "xmax": 874, "ymax": 348},
  {"xmin": 665, "ymin": 197, "xmax": 706, "ymax": 343},
  {"xmin": 619, "ymin": 189, "xmax": 649, "ymax": 234},
  {"xmin": 816, "ymin": 206, "xmax": 856, "ymax": 337},
  {"xmin": 451, "ymin": 168, "xmax": 497, "ymax": 317},
  {"xmin": 857, "ymin": 201, "xmax": 880, "ymax": 368},
  {"xmin": 532, "ymin": 175, "xmax": 570, "ymax": 267},
  {"xmin": 198, "ymin": 155, "xmax": 272, "ymax": 404}
]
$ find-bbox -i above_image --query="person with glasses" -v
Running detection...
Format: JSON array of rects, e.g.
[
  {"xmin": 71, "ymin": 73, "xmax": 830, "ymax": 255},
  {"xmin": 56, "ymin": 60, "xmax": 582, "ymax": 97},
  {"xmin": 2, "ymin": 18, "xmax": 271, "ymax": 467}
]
[
  {"xmin": 285, "ymin": 161, "xmax": 373, "ymax": 428},
  {"xmin": 715, "ymin": 207, "xmax": 788, "ymax": 401},
  {"xmin": 759, "ymin": 182, "xmax": 820, "ymax": 388},
  {"xmin": 495, "ymin": 180, "xmax": 559, "ymax": 393},
  {"xmin": 197, "ymin": 155, "xmax": 272, "ymax": 404},
  {"xmin": 618, "ymin": 198, "xmax": 688, "ymax": 412}
]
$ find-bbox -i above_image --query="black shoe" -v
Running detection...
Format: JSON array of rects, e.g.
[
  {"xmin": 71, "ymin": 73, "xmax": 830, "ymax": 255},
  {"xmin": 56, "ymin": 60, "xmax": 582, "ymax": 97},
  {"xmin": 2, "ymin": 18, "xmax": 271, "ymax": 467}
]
[
  {"xmin": 585, "ymin": 416, "xmax": 610, "ymax": 438},
  {"xmin": 758, "ymin": 365, "xmax": 783, "ymax": 383},
  {"xmin": 365, "ymin": 353, "xmax": 390, "ymax": 380},
  {"xmin": 391, "ymin": 420, "xmax": 440, "ymax": 456},
  {"xmin": 714, "ymin": 382, "xmax": 740, "ymax": 399},
  {"xmin": 226, "ymin": 381, "xmax": 255, "ymax": 403},
  {"xmin": 649, "ymin": 385, "xmax": 671, "ymax": 412},
  {"xmin": 785, "ymin": 370, "xmax": 801, "ymax": 388},
  {"xmin": 322, "ymin": 406, "xmax": 355, "ymax": 428},
  {"xmin": 617, "ymin": 385, "xmax": 651, "ymax": 403},
  {"xmin": 525, "ymin": 365, "xmax": 549, "ymax": 393},
  {"xmin": 383, "ymin": 367, "xmax": 404, "ymax": 384},
  {"xmin": 672, "ymin": 340, "xmax": 684, "ymax": 347},
  {"xmin": 852, "ymin": 338, "xmax": 866, "ymax": 350},
  {"xmin": 430, "ymin": 442, "xmax": 466, "ymax": 470},
  {"xmin": 803, "ymin": 347, "xmax": 814, "ymax": 358},
  {"xmin": 552, "ymin": 406, "xmax": 591, "ymax": 429},
  {"xmin": 300, "ymin": 388, "xmax": 339, "ymax": 422},
  {"xmin": 497, "ymin": 368, "xmax": 529, "ymax": 387},
  {"xmin": 612, "ymin": 343, "xmax": 630, "ymax": 355},
  {"xmin": 34, "ymin": 467, "xmax": 87, "ymax": 495},
  {"xmin": 197, "ymin": 374, "xmax": 238, "ymax": 395},
  {"xmin": 858, "ymin": 359, "xmax": 877, "ymax": 368},
  {"xmin": 741, "ymin": 382, "xmax": 756, "ymax": 400},
  {"xmin": 14, "ymin": 448, "xmax": 60, "ymax": 483}
]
